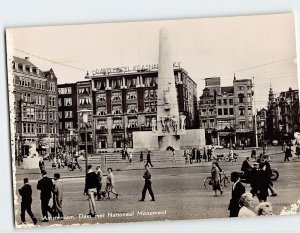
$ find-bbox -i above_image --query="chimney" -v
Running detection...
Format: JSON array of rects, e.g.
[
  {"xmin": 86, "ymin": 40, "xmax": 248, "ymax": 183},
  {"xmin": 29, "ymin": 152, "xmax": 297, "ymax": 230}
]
[{"xmin": 25, "ymin": 57, "xmax": 29, "ymax": 61}]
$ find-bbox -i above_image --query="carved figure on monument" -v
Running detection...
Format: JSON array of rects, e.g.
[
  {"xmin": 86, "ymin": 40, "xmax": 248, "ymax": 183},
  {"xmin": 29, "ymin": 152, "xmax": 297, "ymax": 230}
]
[
  {"xmin": 160, "ymin": 117, "xmax": 166, "ymax": 132},
  {"xmin": 172, "ymin": 116, "xmax": 178, "ymax": 132},
  {"xmin": 180, "ymin": 115, "xmax": 186, "ymax": 130},
  {"xmin": 151, "ymin": 117, "xmax": 157, "ymax": 131},
  {"xmin": 163, "ymin": 87, "xmax": 171, "ymax": 105},
  {"xmin": 29, "ymin": 143, "xmax": 39, "ymax": 157},
  {"xmin": 165, "ymin": 117, "xmax": 170, "ymax": 133}
]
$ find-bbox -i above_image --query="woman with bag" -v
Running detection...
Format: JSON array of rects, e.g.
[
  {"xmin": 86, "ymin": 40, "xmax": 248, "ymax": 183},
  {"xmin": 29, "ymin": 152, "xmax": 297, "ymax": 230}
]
[{"xmin": 211, "ymin": 162, "xmax": 223, "ymax": 196}]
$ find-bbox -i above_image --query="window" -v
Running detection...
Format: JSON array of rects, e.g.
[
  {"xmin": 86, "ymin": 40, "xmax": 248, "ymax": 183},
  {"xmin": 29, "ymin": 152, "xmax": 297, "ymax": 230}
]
[
  {"xmin": 113, "ymin": 78, "xmax": 122, "ymax": 89},
  {"xmin": 229, "ymin": 108, "xmax": 234, "ymax": 115},
  {"xmin": 58, "ymin": 98, "xmax": 62, "ymax": 107},
  {"xmin": 202, "ymin": 120, "xmax": 207, "ymax": 128},
  {"xmin": 229, "ymin": 99, "xmax": 233, "ymax": 105},
  {"xmin": 145, "ymin": 117, "xmax": 152, "ymax": 127},
  {"xmin": 248, "ymin": 106, "xmax": 252, "ymax": 115},
  {"xmin": 65, "ymin": 111, "xmax": 72, "ymax": 118},
  {"xmin": 18, "ymin": 63, "xmax": 23, "ymax": 70},
  {"xmin": 210, "ymin": 119, "xmax": 215, "ymax": 128},
  {"xmin": 223, "ymin": 99, "xmax": 227, "ymax": 105},
  {"xmin": 49, "ymin": 83, "xmax": 56, "ymax": 92},
  {"xmin": 128, "ymin": 118, "xmax": 138, "ymax": 128},
  {"xmin": 239, "ymin": 108, "xmax": 245, "ymax": 116},
  {"xmin": 238, "ymin": 86, "xmax": 244, "ymax": 90},
  {"xmin": 78, "ymin": 87, "xmax": 90, "ymax": 94},
  {"xmin": 22, "ymin": 123, "xmax": 35, "ymax": 134},
  {"xmin": 97, "ymin": 120, "xmax": 107, "ymax": 130},
  {"xmin": 96, "ymin": 80, "xmax": 106, "ymax": 90},
  {"xmin": 32, "ymin": 67, "xmax": 37, "ymax": 74},
  {"xmin": 79, "ymin": 97, "xmax": 91, "ymax": 106},
  {"xmin": 49, "ymin": 96, "xmax": 55, "ymax": 107},
  {"xmin": 239, "ymin": 121, "xmax": 246, "ymax": 129},
  {"xmin": 127, "ymin": 104, "xmax": 138, "ymax": 114},
  {"xmin": 209, "ymin": 109, "xmax": 214, "ymax": 115},
  {"xmin": 112, "ymin": 92, "xmax": 121, "ymax": 101},
  {"xmin": 97, "ymin": 107, "xmax": 107, "ymax": 116},
  {"xmin": 217, "ymin": 100, "xmax": 222, "ymax": 105},
  {"xmin": 223, "ymin": 108, "xmax": 228, "ymax": 115},
  {"xmin": 218, "ymin": 109, "xmax": 222, "ymax": 115},
  {"xmin": 238, "ymin": 93, "xmax": 244, "ymax": 103},
  {"xmin": 96, "ymin": 93, "xmax": 106, "ymax": 102},
  {"xmin": 65, "ymin": 122, "xmax": 73, "ymax": 129},
  {"xmin": 58, "ymin": 112, "xmax": 62, "ymax": 119},
  {"xmin": 126, "ymin": 91, "xmax": 137, "ymax": 100},
  {"xmin": 126, "ymin": 77, "xmax": 136, "ymax": 87},
  {"xmin": 112, "ymin": 119, "xmax": 122, "ymax": 129},
  {"xmin": 64, "ymin": 98, "xmax": 72, "ymax": 106},
  {"xmin": 112, "ymin": 105, "xmax": 122, "ymax": 115},
  {"xmin": 49, "ymin": 111, "xmax": 54, "ymax": 120},
  {"xmin": 145, "ymin": 102, "xmax": 156, "ymax": 113}
]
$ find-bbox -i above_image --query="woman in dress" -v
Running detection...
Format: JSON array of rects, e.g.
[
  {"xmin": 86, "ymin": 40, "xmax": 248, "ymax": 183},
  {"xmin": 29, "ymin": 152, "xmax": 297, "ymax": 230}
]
[{"xmin": 211, "ymin": 162, "xmax": 223, "ymax": 196}]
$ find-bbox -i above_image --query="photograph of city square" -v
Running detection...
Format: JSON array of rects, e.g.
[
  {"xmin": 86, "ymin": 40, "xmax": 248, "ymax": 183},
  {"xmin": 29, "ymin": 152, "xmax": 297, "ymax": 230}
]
[{"xmin": 6, "ymin": 13, "xmax": 300, "ymax": 228}]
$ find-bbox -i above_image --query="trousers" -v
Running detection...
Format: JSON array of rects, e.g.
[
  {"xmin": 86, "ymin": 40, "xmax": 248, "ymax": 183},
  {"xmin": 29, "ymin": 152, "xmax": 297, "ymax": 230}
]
[
  {"xmin": 21, "ymin": 200, "xmax": 36, "ymax": 223},
  {"xmin": 141, "ymin": 180, "xmax": 155, "ymax": 200}
]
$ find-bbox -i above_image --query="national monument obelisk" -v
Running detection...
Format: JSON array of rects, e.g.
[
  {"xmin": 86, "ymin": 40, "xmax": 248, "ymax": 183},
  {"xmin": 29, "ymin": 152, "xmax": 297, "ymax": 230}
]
[{"xmin": 154, "ymin": 28, "xmax": 185, "ymax": 150}]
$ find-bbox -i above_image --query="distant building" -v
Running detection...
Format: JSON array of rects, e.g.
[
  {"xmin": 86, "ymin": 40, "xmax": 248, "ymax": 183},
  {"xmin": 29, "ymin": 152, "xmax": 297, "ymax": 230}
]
[
  {"xmin": 12, "ymin": 56, "xmax": 58, "ymax": 157},
  {"xmin": 57, "ymin": 83, "xmax": 78, "ymax": 152},
  {"xmin": 267, "ymin": 87, "xmax": 299, "ymax": 143},
  {"xmin": 198, "ymin": 76, "xmax": 254, "ymax": 147}
]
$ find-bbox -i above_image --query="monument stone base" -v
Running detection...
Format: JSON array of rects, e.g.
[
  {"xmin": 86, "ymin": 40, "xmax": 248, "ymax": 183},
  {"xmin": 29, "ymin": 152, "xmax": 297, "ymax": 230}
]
[
  {"xmin": 132, "ymin": 128, "xmax": 206, "ymax": 151},
  {"xmin": 22, "ymin": 156, "xmax": 40, "ymax": 169}
]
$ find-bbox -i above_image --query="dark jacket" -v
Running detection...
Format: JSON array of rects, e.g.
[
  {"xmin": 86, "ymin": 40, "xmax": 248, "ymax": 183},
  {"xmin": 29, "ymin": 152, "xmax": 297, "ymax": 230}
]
[
  {"xmin": 37, "ymin": 176, "xmax": 54, "ymax": 200},
  {"xmin": 19, "ymin": 184, "xmax": 32, "ymax": 201},
  {"xmin": 147, "ymin": 153, "xmax": 151, "ymax": 161},
  {"xmin": 241, "ymin": 160, "xmax": 252, "ymax": 172},
  {"xmin": 228, "ymin": 181, "xmax": 245, "ymax": 217},
  {"xmin": 84, "ymin": 171, "xmax": 99, "ymax": 194},
  {"xmin": 143, "ymin": 170, "xmax": 151, "ymax": 180}
]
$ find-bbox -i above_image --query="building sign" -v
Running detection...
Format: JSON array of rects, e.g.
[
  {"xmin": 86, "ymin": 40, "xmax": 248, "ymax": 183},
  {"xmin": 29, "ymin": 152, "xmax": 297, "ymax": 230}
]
[
  {"xmin": 236, "ymin": 129, "xmax": 250, "ymax": 133},
  {"xmin": 92, "ymin": 61, "xmax": 181, "ymax": 76}
]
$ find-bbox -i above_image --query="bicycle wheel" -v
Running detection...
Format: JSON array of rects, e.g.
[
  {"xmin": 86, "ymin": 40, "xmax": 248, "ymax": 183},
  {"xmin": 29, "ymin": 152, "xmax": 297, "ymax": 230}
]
[
  {"xmin": 223, "ymin": 175, "xmax": 231, "ymax": 188},
  {"xmin": 204, "ymin": 177, "xmax": 212, "ymax": 189}
]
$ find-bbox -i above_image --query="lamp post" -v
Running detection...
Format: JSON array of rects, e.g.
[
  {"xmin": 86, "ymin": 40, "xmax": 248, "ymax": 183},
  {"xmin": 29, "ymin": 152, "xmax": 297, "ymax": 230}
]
[{"xmin": 78, "ymin": 109, "xmax": 92, "ymax": 174}]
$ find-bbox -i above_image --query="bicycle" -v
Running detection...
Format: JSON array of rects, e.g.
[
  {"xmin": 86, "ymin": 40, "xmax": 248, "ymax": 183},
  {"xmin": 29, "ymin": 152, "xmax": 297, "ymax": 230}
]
[{"xmin": 204, "ymin": 171, "xmax": 231, "ymax": 189}]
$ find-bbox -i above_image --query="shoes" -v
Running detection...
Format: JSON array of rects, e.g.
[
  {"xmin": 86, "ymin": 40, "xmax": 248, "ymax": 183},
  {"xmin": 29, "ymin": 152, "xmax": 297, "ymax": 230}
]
[
  {"xmin": 91, "ymin": 213, "xmax": 96, "ymax": 218},
  {"xmin": 139, "ymin": 199, "xmax": 145, "ymax": 201},
  {"xmin": 19, "ymin": 222, "xmax": 26, "ymax": 225},
  {"xmin": 41, "ymin": 219, "xmax": 49, "ymax": 222},
  {"xmin": 116, "ymin": 193, "xmax": 119, "ymax": 199},
  {"xmin": 33, "ymin": 218, "xmax": 37, "ymax": 225},
  {"xmin": 151, "ymin": 199, "xmax": 155, "ymax": 201},
  {"xmin": 271, "ymin": 193, "xmax": 277, "ymax": 196}
]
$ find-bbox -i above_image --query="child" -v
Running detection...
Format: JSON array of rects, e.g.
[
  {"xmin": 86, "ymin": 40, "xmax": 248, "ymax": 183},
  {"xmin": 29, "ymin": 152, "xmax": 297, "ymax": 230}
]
[{"xmin": 19, "ymin": 178, "xmax": 37, "ymax": 225}]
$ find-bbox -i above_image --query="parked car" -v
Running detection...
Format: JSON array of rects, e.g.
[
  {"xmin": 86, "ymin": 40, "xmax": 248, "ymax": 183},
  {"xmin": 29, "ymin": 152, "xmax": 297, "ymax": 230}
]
[{"xmin": 272, "ymin": 140, "xmax": 279, "ymax": 146}]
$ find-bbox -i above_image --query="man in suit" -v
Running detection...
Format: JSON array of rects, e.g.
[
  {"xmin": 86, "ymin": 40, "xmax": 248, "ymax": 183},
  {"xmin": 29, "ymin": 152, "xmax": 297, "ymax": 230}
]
[
  {"xmin": 19, "ymin": 178, "xmax": 37, "ymax": 225},
  {"xmin": 241, "ymin": 157, "xmax": 252, "ymax": 181},
  {"xmin": 228, "ymin": 172, "xmax": 245, "ymax": 217},
  {"xmin": 37, "ymin": 171, "xmax": 54, "ymax": 222},
  {"xmin": 139, "ymin": 165, "xmax": 155, "ymax": 201},
  {"xmin": 145, "ymin": 151, "xmax": 154, "ymax": 167}
]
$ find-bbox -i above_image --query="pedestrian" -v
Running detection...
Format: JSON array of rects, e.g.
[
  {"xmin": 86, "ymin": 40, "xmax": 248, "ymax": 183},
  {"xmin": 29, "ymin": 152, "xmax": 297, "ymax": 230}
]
[
  {"xmin": 189, "ymin": 149, "xmax": 193, "ymax": 164},
  {"xmin": 207, "ymin": 147, "xmax": 212, "ymax": 162},
  {"xmin": 171, "ymin": 149, "xmax": 176, "ymax": 164},
  {"xmin": 19, "ymin": 178, "xmax": 37, "ymax": 225},
  {"xmin": 140, "ymin": 151, "xmax": 144, "ymax": 162},
  {"xmin": 129, "ymin": 152, "xmax": 133, "ymax": 164},
  {"xmin": 84, "ymin": 164, "xmax": 99, "ymax": 217},
  {"xmin": 238, "ymin": 192, "xmax": 256, "ymax": 217},
  {"xmin": 104, "ymin": 168, "xmax": 119, "ymax": 199},
  {"xmin": 145, "ymin": 151, "xmax": 154, "ymax": 167},
  {"xmin": 228, "ymin": 172, "xmax": 245, "ymax": 217},
  {"xmin": 211, "ymin": 162, "xmax": 223, "ymax": 196},
  {"xmin": 52, "ymin": 156, "xmax": 57, "ymax": 169},
  {"xmin": 196, "ymin": 149, "xmax": 201, "ymax": 163},
  {"xmin": 284, "ymin": 145, "xmax": 292, "ymax": 162},
  {"xmin": 255, "ymin": 163, "xmax": 269, "ymax": 202},
  {"xmin": 241, "ymin": 157, "xmax": 252, "ymax": 181},
  {"xmin": 52, "ymin": 173, "xmax": 63, "ymax": 219},
  {"xmin": 125, "ymin": 148, "xmax": 129, "ymax": 159},
  {"xmin": 139, "ymin": 165, "xmax": 155, "ymax": 201},
  {"xmin": 121, "ymin": 150, "xmax": 125, "ymax": 160},
  {"xmin": 37, "ymin": 171, "xmax": 54, "ymax": 222},
  {"xmin": 203, "ymin": 147, "xmax": 207, "ymax": 162},
  {"xmin": 39, "ymin": 157, "xmax": 45, "ymax": 174},
  {"xmin": 57, "ymin": 155, "xmax": 64, "ymax": 169},
  {"xmin": 260, "ymin": 156, "xmax": 277, "ymax": 197},
  {"xmin": 95, "ymin": 166, "xmax": 103, "ymax": 201},
  {"xmin": 251, "ymin": 149, "xmax": 256, "ymax": 161},
  {"xmin": 258, "ymin": 202, "xmax": 273, "ymax": 216}
]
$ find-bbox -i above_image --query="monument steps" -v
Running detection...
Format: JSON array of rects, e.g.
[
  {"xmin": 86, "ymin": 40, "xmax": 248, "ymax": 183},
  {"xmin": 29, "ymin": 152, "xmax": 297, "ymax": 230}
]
[{"xmin": 90, "ymin": 150, "xmax": 186, "ymax": 163}]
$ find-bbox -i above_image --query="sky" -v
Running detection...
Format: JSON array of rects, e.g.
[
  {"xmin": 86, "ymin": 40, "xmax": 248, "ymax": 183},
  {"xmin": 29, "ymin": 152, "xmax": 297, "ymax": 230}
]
[{"xmin": 7, "ymin": 13, "xmax": 298, "ymax": 110}]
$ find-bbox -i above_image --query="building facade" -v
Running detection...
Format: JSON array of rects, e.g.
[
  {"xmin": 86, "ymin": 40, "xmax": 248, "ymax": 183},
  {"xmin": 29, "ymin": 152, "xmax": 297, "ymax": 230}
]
[
  {"xmin": 12, "ymin": 56, "xmax": 58, "ymax": 157},
  {"xmin": 88, "ymin": 67, "xmax": 197, "ymax": 151},
  {"xmin": 267, "ymin": 87, "xmax": 299, "ymax": 143},
  {"xmin": 198, "ymin": 76, "xmax": 254, "ymax": 147},
  {"xmin": 57, "ymin": 83, "xmax": 78, "ymax": 152}
]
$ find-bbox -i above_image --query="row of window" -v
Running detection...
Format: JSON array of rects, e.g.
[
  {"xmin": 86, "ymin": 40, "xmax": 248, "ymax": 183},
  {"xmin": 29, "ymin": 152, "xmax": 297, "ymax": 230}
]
[
  {"xmin": 200, "ymin": 119, "xmax": 253, "ymax": 130},
  {"xmin": 20, "ymin": 93, "xmax": 56, "ymax": 107},
  {"xmin": 14, "ymin": 63, "xmax": 38, "ymax": 74},
  {"xmin": 217, "ymin": 99, "xmax": 234, "ymax": 106},
  {"xmin": 58, "ymin": 87, "xmax": 72, "ymax": 95},
  {"xmin": 22, "ymin": 123, "xmax": 57, "ymax": 134},
  {"xmin": 17, "ymin": 76, "xmax": 56, "ymax": 92}
]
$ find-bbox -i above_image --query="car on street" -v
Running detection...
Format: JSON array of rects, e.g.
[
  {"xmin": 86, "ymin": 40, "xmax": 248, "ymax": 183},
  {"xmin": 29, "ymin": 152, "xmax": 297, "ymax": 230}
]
[{"xmin": 272, "ymin": 140, "xmax": 279, "ymax": 146}]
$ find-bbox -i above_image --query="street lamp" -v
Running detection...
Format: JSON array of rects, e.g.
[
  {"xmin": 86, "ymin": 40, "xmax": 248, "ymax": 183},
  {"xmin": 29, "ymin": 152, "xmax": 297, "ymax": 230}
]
[{"xmin": 78, "ymin": 109, "xmax": 92, "ymax": 174}]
